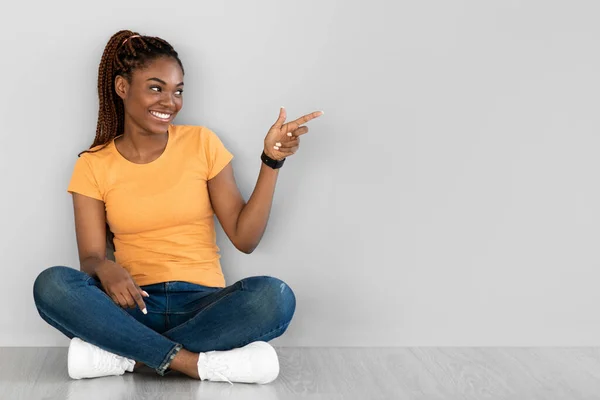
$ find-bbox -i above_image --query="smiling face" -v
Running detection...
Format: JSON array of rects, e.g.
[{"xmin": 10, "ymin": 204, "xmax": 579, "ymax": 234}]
[{"xmin": 115, "ymin": 56, "xmax": 184, "ymax": 135}]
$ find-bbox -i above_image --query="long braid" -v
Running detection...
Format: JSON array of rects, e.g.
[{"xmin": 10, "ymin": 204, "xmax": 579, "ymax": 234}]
[{"xmin": 79, "ymin": 30, "xmax": 184, "ymax": 156}]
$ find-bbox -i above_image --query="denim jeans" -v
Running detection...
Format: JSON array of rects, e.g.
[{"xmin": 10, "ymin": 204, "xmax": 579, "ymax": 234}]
[{"xmin": 32, "ymin": 266, "xmax": 296, "ymax": 375}]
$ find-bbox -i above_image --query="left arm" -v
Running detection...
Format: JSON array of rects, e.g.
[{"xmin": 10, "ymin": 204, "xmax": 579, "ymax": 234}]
[
  {"xmin": 208, "ymin": 162, "xmax": 278, "ymax": 254},
  {"xmin": 207, "ymin": 107, "xmax": 323, "ymax": 254}
]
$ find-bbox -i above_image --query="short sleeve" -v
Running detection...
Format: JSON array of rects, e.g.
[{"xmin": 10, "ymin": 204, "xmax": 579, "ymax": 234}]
[
  {"xmin": 67, "ymin": 155, "xmax": 103, "ymax": 200},
  {"xmin": 204, "ymin": 127, "xmax": 234, "ymax": 180}
]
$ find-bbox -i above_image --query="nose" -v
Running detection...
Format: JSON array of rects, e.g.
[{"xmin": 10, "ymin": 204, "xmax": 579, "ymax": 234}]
[{"xmin": 159, "ymin": 92, "xmax": 177, "ymax": 110}]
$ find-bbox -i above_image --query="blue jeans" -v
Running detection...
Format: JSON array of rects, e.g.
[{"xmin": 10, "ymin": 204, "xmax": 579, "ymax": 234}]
[{"xmin": 32, "ymin": 266, "xmax": 296, "ymax": 375}]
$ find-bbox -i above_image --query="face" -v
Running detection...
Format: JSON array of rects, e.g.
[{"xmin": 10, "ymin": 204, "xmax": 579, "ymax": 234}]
[{"xmin": 115, "ymin": 57, "xmax": 184, "ymax": 135}]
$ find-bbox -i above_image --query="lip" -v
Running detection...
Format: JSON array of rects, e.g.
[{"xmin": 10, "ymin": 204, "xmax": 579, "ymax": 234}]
[{"xmin": 149, "ymin": 110, "xmax": 173, "ymax": 123}]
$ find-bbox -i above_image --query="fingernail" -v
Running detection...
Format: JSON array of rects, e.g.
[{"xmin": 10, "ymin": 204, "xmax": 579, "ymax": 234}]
[
  {"xmin": 287, "ymin": 132, "xmax": 292, "ymax": 137},
  {"xmin": 142, "ymin": 308, "xmax": 147, "ymax": 315},
  {"xmin": 276, "ymin": 142, "xmax": 282, "ymax": 147},
  {"xmin": 281, "ymin": 106, "xmax": 285, "ymax": 109},
  {"xmin": 143, "ymin": 291, "xmax": 149, "ymax": 297},
  {"xmin": 320, "ymin": 110, "xmax": 324, "ymax": 115},
  {"xmin": 274, "ymin": 146, "xmax": 280, "ymax": 150}
]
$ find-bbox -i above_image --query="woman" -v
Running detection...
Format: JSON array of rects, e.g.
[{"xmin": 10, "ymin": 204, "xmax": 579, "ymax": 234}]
[{"xmin": 32, "ymin": 30, "xmax": 323, "ymax": 384}]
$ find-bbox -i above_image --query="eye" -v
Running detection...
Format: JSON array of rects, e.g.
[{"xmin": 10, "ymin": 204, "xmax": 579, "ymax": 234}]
[
  {"xmin": 150, "ymin": 86, "xmax": 161, "ymax": 92},
  {"xmin": 176, "ymin": 89, "xmax": 184, "ymax": 96}
]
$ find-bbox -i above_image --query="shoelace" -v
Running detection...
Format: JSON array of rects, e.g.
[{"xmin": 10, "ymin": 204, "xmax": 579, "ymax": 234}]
[
  {"xmin": 207, "ymin": 351, "xmax": 260, "ymax": 386},
  {"xmin": 202, "ymin": 346, "xmax": 259, "ymax": 386},
  {"xmin": 204, "ymin": 356, "xmax": 234, "ymax": 386},
  {"xmin": 213, "ymin": 370, "xmax": 233, "ymax": 386}
]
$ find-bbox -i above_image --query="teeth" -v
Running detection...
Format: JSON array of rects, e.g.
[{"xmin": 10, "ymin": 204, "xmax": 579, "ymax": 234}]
[{"xmin": 150, "ymin": 111, "xmax": 171, "ymax": 119}]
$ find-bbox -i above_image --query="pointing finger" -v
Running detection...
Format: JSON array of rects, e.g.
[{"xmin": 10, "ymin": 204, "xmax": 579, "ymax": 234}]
[
  {"xmin": 284, "ymin": 110, "xmax": 323, "ymax": 132},
  {"xmin": 128, "ymin": 286, "xmax": 147, "ymax": 314}
]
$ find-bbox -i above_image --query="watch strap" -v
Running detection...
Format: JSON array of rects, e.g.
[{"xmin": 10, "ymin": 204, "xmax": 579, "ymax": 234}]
[{"xmin": 261, "ymin": 151, "xmax": 286, "ymax": 169}]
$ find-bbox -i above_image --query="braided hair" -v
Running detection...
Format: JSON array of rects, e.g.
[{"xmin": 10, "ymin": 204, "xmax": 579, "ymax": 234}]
[
  {"xmin": 80, "ymin": 30, "xmax": 184, "ymax": 156},
  {"xmin": 80, "ymin": 30, "xmax": 185, "ymax": 253}
]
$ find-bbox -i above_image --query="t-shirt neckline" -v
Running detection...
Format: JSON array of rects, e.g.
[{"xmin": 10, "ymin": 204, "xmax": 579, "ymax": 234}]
[{"xmin": 111, "ymin": 126, "xmax": 172, "ymax": 166}]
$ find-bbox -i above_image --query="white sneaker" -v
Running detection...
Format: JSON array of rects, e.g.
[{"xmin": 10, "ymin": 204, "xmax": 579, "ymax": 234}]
[
  {"xmin": 68, "ymin": 337, "xmax": 135, "ymax": 379},
  {"xmin": 197, "ymin": 341, "xmax": 279, "ymax": 385}
]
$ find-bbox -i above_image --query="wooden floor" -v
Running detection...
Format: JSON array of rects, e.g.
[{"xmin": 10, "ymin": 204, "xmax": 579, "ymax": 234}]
[{"xmin": 1, "ymin": 347, "xmax": 600, "ymax": 399}]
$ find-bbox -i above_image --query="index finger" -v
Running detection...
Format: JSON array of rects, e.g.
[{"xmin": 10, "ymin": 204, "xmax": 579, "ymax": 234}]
[
  {"xmin": 284, "ymin": 110, "xmax": 323, "ymax": 131},
  {"xmin": 128, "ymin": 286, "xmax": 147, "ymax": 314}
]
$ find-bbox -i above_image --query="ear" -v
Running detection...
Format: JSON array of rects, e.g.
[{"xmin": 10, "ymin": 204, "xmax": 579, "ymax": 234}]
[{"xmin": 114, "ymin": 75, "xmax": 129, "ymax": 100}]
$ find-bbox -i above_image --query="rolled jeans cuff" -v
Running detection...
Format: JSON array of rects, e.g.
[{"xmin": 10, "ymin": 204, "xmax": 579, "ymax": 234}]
[{"xmin": 156, "ymin": 343, "xmax": 183, "ymax": 376}]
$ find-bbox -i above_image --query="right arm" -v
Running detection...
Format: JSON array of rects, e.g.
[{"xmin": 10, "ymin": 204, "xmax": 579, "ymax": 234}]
[
  {"xmin": 72, "ymin": 193, "xmax": 148, "ymax": 313},
  {"xmin": 72, "ymin": 193, "xmax": 109, "ymax": 278}
]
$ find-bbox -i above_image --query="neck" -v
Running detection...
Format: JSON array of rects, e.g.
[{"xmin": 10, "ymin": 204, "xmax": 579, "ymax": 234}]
[{"xmin": 120, "ymin": 116, "xmax": 169, "ymax": 156}]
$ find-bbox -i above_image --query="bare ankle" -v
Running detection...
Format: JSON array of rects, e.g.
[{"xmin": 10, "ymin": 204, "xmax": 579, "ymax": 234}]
[{"xmin": 169, "ymin": 349, "xmax": 200, "ymax": 379}]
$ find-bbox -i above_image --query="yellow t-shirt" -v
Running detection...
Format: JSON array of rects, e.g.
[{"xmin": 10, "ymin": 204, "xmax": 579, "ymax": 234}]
[{"xmin": 67, "ymin": 125, "xmax": 233, "ymax": 288}]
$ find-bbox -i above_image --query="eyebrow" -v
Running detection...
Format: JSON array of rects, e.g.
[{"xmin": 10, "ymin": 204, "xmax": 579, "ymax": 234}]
[{"xmin": 146, "ymin": 77, "xmax": 184, "ymax": 86}]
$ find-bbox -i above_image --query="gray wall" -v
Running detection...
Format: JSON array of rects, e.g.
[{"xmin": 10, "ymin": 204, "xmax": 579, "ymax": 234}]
[{"xmin": 2, "ymin": 0, "xmax": 600, "ymax": 347}]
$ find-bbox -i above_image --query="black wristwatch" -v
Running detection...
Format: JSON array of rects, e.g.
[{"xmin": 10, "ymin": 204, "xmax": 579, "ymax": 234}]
[{"xmin": 261, "ymin": 151, "xmax": 286, "ymax": 169}]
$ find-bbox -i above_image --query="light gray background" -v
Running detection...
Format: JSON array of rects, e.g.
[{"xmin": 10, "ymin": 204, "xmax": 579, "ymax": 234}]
[{"xmin": 2, "ymin": 0, "xmax": 599, "ymax": 347}]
